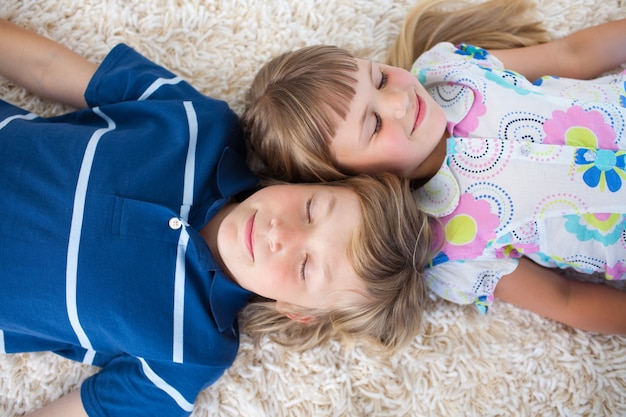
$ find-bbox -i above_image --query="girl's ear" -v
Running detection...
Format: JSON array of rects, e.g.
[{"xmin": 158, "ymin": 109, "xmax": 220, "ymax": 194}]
[{"xmin": 276, "ymin": 301, "xmax": 314, "ymax": 323}]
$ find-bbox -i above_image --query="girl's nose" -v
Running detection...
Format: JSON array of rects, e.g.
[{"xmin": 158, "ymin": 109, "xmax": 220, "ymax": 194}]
[{"xmin": 382, "ymin": 89, "xmax": 409, "ymax": 120}]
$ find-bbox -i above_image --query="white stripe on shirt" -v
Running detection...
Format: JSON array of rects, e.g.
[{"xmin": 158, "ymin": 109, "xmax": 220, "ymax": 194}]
[
  {"xmin": 181, "ymin": 101, "xmax": 198, "ymax": 214},
  {"xmin": 0, "ymin": 330, "xmax": 5, "ymax": 354},
  {"xmin": 172, "ymin": 229, "xmax": 189, "ymax": 364},
  {"xmin": 137, "ymin": 76, "xmax": 183, "ymax": 101},
  {"xmin": 171, "ymin": 101, "xmax": 199, "ymax": 363},
  {"xmin": 139, "ymin": 358, "xmax": 194, "ymax": 412},
  {"xmin": 66, "ymin": 107, "xmax": 115, "ymax": 364},
  {"xmin": 0, "ymin": 112, "xmax": 38, "ymax": 130}
]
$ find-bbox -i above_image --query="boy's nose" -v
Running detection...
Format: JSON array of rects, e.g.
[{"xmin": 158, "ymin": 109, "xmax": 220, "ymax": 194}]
[
  {"xmin": 383, "ymin": 89, "xmax": 409, "ymax": 120},
  {"xmin": 268, "ymin": 218, "xmax": 300, "ymax": 252}
]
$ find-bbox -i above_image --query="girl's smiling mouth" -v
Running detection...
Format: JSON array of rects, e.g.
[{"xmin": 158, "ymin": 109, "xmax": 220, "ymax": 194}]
[{"xmin": 412, "ymin": 93, "xmax": 425, "ymax": 134}]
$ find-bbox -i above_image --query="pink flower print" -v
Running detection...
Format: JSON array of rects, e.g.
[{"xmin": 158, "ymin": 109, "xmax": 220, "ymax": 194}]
[
  {"xmin": 606, "ymin": 261, "xmax": 626, "ymax": 280},
  {"xmin": 494, "ymin": 242, "xmax": 540, "ymax": 259},
  {"xmin": 543, "ymin": 106, "xmax": 617, "ymax": 149},
  {"xmin": 435, "ymin": 193, "xmax": 500, "ymax": 260},
  {"xmin": 453, "ymin": 90, "xmax": 487, "ymax": 136}
]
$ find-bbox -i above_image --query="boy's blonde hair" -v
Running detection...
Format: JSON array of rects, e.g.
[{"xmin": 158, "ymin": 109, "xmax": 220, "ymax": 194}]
[
  {"xmin": 242, "ymin": 0, "xmax": 549, "ymax": 183},
  {"xmin": 240, "ymin": 173, "xmax": 433, "ymax": 354}
]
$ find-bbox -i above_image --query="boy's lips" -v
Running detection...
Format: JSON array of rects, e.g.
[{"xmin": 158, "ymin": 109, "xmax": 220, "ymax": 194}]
[
  {"xmin": 245, "ymin": 212, "xmax": 256, "ymax": 260},
  {"xmin": 412, "ymin": 93, "xmax": 425, "ymax": 134}
]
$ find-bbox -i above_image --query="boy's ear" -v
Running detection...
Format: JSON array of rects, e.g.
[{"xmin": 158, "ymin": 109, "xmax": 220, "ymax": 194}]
[
  {"xmin": 285, "ymin": 313, "xmax": 314, "ymax": 324},
  {"xmin": 276, "ymin": 301, "xmax": 314, "ymax": 323}
]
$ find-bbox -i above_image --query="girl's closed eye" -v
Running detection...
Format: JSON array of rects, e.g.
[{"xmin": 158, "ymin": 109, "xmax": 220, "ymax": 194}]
[
  {"xmin": 373, "ymin": 113, "xmax": 382, "ymax": 135},
  {"xmin": 371, "ymin": 72, "xmax": 388, "ymax": 136},
  {"xmin": 378, "ymin": 71, "xmax": 388, "ymax": 89}
]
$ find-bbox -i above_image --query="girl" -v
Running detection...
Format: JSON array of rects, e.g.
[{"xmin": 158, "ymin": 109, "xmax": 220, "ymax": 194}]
[
  {"xmin": 0, "ymin": 19, "xmax": 432, "ymax": 417},
  {"xmin": 242, "ymin": 0, "xmax": 626, "ymax": 335}
]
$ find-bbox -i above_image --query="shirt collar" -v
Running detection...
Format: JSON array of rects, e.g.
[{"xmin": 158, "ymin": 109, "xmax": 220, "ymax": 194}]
[
  {"xmin": 209, "ymin": 270, "xmax": 254, "ymax": 333},
  {"xmin": 216, "ymin": 146, "xmax": 259, "ymax": 198},
  {"xmin": 413, "ymin": 157, "xmax": 460, "ymax": 217}
]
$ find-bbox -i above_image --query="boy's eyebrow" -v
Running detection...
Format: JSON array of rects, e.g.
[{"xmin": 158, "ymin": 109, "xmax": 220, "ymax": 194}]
[{"xmin": 322, "ymin": 194, "xmax": 338, "ymax": 285}]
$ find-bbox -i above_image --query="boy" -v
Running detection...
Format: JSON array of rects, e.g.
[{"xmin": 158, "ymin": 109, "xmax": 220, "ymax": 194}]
[{"xmin": 0, "ymin": 19, "xmax": 430, "ymax": 416}]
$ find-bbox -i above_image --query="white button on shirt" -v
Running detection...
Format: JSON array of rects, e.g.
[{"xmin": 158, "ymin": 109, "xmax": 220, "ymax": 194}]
[{"xmin": 168, "ymin": 217, "xmax": 183, "ymax": 230}]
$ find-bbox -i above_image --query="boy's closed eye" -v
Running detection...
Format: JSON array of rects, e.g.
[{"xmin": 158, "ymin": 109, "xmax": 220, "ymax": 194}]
[{"xmin": 300, "ymin": 196, "xmax": 313, "ymax": 281}]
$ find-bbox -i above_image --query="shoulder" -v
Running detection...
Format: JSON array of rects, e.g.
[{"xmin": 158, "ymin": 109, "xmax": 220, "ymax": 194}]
[
  {"xmin": 86, "ymin": 43, "xmax": 207, "ymax": 106},
  {"xmin": 414, "ymin": 42, "xmax": 505, "ymax": 72}
]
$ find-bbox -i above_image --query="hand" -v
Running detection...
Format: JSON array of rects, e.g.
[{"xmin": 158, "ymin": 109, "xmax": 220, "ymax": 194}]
[{"xmin": 23, "ymin": 389, "xmax": 88, "ymax": 417}]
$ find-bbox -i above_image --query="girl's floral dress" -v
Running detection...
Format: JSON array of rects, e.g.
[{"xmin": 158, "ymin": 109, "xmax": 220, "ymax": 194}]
[{"xmin": 414, "ymin": 43, "xmax": 626, "ymax": 312}]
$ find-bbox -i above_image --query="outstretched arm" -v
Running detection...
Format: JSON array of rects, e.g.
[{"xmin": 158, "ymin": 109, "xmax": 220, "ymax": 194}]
[
  {"xmin": 0, "ymin": 19, "xmax": 97, "ymax": 108},
  {"xmin": 491, "ymin": 18, "xmax": 626, "ymax": 81},
  {"xmin": 495, "ymin": 257, "xmax": 626, "ymax": 334},
  {"xmin": 23, "ymin": 389, "xmax": 88, "ymax": 417}
]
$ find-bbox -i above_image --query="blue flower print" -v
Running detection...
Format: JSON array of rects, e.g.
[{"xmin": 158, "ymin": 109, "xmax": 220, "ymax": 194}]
[
  {"xmin": 620, "ymin": 81, "xmax": 626, "ymax": 108},
  {"xmin": 429, "ymin": 251, "xmax": 449, "ymax": 268},
  {"xmin": 415, "ymin": 67, "xmax": 428, "ymax": 85},
  {"xmin": 530, "ymin": 251, "xmax": 598, "ymax": 275},
  {"xmin": 483, "ymin": 69, "xmax": 537, "ymax": 96},
  {"xmin": 533, "ymin": 75, "xmax": 560, "ymax": 87},
  {"xmin": 564, "ymin": 213, "xmax": 624, "ymax": 246},
  {"xmin": 455, "ymin": 43, "xmax": 489, "ymax": 60},
  {"xmin": 474, "ymin": 295, "xmax": 491, "ymax": 315},
  {"xmin": 575, "ymin": 148, "xmax": 626, "ymax": 192}
]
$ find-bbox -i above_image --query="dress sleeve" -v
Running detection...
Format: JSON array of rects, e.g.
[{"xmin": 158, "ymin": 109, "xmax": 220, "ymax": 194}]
[
  {"xmin": 413, "ymin": 42, "xmax": 506, "ymax": 72},
  {"xmin": 80, "ymin": 354, "xmax": 227, "ymax": 417},
  {"xmin": 425, "ymin": 257, "xmax": 518, "ymax": 314}
]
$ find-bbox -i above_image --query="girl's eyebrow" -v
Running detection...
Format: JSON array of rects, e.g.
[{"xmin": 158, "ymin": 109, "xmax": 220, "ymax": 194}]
[{"xmin": 358, "ymin": 61, "xmax": 374, "ymax": 143}]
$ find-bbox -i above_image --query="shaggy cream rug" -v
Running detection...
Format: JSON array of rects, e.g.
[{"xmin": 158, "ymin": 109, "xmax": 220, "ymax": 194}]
[{"xmin": 1, "ymin": 0, "xmax": 625, "ymax": 416}]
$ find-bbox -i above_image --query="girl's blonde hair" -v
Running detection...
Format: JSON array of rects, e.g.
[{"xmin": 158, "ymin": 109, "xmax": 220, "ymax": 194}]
[
  {"xmin": 387, "ymin": 0, "xmax": 550, "ymax": 70},
  {"xmin": 242, "ymin": 45, "xmax": 356, "ymax": 182},
  {"xmin": 242, "ymin": 0, "xmax": 549, "ymax": 183},
  {"xmin": 240, "ymin": 173, "xmax": 433, "ymax": 354}
]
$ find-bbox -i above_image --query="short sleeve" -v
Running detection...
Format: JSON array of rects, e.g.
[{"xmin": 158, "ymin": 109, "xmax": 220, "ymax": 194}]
[
  {"xmin": 425, "ymin": 257, "xmax": 519, "ymax": 313},
  {"xmin": 85, "ymin": 44, "xmax": 205, "ymax": 107},
  {"xmin": 80, "ymin": 355, "xmax": 227, "ymax": 417}
]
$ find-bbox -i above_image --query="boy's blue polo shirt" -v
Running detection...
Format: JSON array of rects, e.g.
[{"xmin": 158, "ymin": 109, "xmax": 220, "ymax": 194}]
[{"xmin": 0, "ymin": 44, "xmax": 259, "ymax": 416}]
